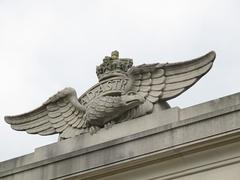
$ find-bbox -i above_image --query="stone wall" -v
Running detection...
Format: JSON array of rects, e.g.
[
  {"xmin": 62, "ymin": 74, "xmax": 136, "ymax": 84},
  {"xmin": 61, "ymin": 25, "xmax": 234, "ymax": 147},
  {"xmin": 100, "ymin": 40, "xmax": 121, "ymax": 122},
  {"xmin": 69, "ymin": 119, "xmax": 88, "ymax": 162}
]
[{"xmin": 1, "ymin": 92, "xmax": 240, "ymax": 180}]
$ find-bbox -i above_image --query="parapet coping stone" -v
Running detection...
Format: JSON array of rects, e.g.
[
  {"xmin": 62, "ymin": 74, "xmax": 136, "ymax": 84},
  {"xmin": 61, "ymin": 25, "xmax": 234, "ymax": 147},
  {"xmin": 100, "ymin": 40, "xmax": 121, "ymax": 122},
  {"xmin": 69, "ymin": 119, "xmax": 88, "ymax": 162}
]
[{"xmin": 1, "ymin": 92, "xmax": 240, "ymax": 178}]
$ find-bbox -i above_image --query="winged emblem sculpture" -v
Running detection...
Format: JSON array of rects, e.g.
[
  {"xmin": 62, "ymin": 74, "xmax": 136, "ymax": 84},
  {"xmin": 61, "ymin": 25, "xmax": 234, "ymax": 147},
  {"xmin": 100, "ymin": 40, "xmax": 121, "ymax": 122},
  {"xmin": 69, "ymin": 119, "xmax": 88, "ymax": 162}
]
[{"xmin": 5, "ymin": 51, "xmax": 216, "ymax": 140}]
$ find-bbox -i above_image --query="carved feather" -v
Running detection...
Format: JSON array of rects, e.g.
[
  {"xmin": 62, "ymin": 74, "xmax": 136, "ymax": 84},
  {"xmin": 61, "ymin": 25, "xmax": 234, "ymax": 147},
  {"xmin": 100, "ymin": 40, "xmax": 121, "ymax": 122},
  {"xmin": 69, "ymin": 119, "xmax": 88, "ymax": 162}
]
[
  {"xmin": 162, "ymin": 51, "xmax": 215, "ymax": 100},
  {"xmin": 128, "ymin": 51, "xmax": 216, "ymax": 109},
  {"xmin": 4, "ymin": 87, "xmax": 86, "ymax": 138}
]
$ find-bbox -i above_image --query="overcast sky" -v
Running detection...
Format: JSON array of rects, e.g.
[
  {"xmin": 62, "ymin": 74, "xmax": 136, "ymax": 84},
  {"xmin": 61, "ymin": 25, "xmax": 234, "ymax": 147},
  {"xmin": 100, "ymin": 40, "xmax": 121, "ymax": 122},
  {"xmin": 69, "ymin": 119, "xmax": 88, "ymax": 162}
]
[{"xmin": 0, "ymin": 0, "xmax": 240, "ymax": 162}]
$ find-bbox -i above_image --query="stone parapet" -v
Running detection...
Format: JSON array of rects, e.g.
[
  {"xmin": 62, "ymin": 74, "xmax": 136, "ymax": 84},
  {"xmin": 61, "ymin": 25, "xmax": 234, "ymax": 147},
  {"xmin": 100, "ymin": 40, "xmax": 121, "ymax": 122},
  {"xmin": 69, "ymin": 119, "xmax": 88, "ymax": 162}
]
[{"xmin": 1, "ymin": 92, "xmax": 240, "ymax": 180}]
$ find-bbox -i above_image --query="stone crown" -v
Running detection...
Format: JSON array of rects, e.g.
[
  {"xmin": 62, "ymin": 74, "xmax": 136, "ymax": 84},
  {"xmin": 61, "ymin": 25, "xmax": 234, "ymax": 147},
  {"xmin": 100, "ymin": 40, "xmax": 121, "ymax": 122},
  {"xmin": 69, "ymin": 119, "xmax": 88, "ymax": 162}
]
[{"xmin": 96, "ymin": 51, "xmax": 133, "ymax": 81}]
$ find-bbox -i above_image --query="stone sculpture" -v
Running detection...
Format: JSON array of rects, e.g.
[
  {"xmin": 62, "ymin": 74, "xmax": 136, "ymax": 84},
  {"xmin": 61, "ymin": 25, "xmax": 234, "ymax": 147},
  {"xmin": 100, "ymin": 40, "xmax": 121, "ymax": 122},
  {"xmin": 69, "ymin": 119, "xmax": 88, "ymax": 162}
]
[{"xmin": 5, "ymin": 51, "xmax": 216, "ymax": 140}]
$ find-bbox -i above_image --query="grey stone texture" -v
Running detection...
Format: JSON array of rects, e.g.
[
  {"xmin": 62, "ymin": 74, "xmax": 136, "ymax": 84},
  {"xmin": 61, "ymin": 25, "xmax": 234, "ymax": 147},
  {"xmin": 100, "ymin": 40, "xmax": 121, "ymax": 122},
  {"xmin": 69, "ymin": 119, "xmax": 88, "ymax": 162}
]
[
  {"xmin": 4, "ymin": 51, "xmax": 216, "ymax": 139},
  {"xmin": 1, "ymin": 92, "xmax": 240, "ymax": 180}
]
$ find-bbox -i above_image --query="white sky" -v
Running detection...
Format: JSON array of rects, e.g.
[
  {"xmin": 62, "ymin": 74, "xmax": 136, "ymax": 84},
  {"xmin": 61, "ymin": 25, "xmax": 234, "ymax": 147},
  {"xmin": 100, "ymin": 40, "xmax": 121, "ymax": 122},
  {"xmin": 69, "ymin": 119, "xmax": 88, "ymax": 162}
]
[{"xmin": 0, "ymin": 0, "xmax": 240, "ymax": 162}]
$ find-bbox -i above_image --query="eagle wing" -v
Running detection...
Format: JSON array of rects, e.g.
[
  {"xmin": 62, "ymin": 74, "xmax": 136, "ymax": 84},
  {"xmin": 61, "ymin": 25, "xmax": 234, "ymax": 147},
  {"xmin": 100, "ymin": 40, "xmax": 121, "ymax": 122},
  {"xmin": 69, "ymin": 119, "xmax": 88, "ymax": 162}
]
[
  {"xmin": 5, "ymin": 88, "xmax": 87, "ymax": 139},
  {"xmin": 128, "ymin": 51, "xmax": 216, "ymax": 106}
]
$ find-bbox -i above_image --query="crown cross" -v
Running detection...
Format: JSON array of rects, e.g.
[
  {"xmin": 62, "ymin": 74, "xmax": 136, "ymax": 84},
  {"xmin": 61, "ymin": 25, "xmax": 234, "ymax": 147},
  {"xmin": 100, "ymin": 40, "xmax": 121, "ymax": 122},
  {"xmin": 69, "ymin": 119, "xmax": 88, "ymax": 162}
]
[{"xmin": 111, "ymin": 50, "xmax": 119, "ymax": 60}]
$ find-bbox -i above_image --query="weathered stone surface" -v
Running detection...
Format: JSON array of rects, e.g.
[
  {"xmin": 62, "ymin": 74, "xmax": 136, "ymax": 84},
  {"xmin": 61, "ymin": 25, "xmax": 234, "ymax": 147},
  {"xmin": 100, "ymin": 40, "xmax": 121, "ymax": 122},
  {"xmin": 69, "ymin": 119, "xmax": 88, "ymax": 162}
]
[
  {"xmin": 4, "ymin": 51, "xmax": 216, "ymax": 139},
  {"xmin": 1, "ymin": 92, "xmax": 240, "ymax": 180}
]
